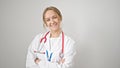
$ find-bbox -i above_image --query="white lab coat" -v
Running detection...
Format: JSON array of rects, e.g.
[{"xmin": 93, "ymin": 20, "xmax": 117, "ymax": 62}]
[{"xmin": 26, "ymin": 32, "xmax": 76, "ymax": 68}]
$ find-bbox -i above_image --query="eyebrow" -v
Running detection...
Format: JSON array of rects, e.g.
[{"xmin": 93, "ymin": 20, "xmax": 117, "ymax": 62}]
[
  {"xmin": 44, "ymin": 18, "xmax": 49, "ymax": 21},
  {"xmin": 45, "ymin": 15, "xmax": 57, "ymax": 19}
]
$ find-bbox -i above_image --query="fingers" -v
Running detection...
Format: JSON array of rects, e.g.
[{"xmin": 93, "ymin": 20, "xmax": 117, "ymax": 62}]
[
  {"xmin": 34, "ymin": 58, "xmax": 40, "ymax": 64},
  {"xmin": 58, "ymin": 58, "xmax": 65, "ymax": 64},
  {"xmin": 61, "ymin": 58, "xmax": 65, "ymax": 63}
]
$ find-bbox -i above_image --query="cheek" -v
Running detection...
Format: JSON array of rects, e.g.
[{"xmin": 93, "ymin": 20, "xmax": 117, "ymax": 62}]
[
  {"xmin": 45, "ymin": 22, "xmax": 50, "ymax": 26},
  {"xmin": 55, "ymin": 18, "xmax": 61, "ymax": 23},
  {"xmin": 57, "ymin": 17, "xmax": 62, "ymax": 23}
]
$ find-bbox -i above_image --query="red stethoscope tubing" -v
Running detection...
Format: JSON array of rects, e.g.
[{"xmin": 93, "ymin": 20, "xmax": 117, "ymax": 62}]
[
  {"xmin": 36, "ymin": 31, "xmax": 64, "ymax": 54},
  {"xmin": 61, "ymin": 31, "xmax": 64, "ymax": 53}
]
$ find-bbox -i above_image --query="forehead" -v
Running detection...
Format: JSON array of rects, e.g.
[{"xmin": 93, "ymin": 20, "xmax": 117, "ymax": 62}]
[{"xmin": 44, "ymin": 10, "xmax": 58, "ymax": 18}]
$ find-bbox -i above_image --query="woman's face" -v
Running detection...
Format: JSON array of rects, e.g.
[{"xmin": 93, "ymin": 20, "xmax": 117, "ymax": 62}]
[{"xmin": 44, "ymin": 10, "xmax": 61, "ymax": 32}]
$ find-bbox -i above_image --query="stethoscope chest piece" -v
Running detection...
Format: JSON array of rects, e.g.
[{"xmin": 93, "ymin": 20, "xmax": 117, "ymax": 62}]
[{"xmin": 46, "ymin": 50, "xmax": 53, "ymax": 62}]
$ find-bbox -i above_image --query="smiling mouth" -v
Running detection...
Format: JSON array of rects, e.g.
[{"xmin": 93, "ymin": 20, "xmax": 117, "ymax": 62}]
[{"xmin": 51, "ymin": 23, "xmax": 58, "ymax": 27}]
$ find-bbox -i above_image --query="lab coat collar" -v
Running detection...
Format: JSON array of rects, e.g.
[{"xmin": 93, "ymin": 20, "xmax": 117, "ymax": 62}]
[{"xmin": 46, "ymin": 31, "xmax": 63, "ymax": 39}]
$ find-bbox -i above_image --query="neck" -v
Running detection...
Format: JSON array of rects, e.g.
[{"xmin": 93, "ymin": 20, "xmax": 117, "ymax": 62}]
[{"xmin": 50, "ymin": 29, "xmax": 62, "ymax": 38}]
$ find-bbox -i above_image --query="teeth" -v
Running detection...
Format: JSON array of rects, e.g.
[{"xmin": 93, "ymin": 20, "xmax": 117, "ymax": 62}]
[{"xmin": 51, "ymin": 23, "xmax": 57, "ymax": 27}]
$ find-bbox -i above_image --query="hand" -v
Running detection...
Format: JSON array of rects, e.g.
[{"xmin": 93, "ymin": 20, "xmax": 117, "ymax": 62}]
[
  {"xmin": 58, "ymin": 58, "xmax": 65, "ymax": 64},
  {"xmin": 34, "ymin": 58, "xmax": 40, "ymax": 64}
]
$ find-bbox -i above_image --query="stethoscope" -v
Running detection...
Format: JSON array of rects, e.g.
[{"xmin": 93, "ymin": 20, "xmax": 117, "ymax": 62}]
[{"xmin": 34, "ymin": 31, "xmax": 64, "ymax": 62}]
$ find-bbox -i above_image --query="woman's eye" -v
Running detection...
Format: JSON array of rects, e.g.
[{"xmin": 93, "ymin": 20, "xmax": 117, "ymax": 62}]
[
  {"xmin": 46, "ymin": 19, "xmax": 50, "ymax": 22},
  {"xmin": 53, "ymin": 16, "xmax": 57, "ymax": 19}
]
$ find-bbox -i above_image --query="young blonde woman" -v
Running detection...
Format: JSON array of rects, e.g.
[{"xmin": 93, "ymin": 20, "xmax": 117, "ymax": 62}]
[{"xmin": 26, "ymin": 6, "xmax": 76, "ymax": 68}]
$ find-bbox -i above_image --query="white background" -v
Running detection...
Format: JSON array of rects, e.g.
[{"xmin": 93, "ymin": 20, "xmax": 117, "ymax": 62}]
[{"xmin": 0, "ymin": 0, "xmax": 120, "ymax": 68}]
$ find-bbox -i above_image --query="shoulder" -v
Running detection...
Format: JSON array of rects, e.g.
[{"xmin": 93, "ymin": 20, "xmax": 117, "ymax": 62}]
[
  {"xmin": 33, "ymin": 32, "xmax": 47, "ymax": 40},
  {"xmin": 29, "ymin": 32, "xmax": 46, "ymax": 46},
  {"xmin": 64, "ymin": 34, "xmax": 75, "ymax": 46},
  {"xmin": 28, "ymin": 33, "xmax": 45, "ymax": 49},
  {"xmin": 64, "ymin": 34, "xmax": 75, "ymax": 53},
  {"xmin": 31, "ymin": 33, "xmax": 42, "ymax": 42},
  {"xmin": 34, "ymin": 33, "xmax": 43, "ymax": 39},
  {"xmin": 32, "ymin": 31, "xmax": 50, "ymax": 43}
]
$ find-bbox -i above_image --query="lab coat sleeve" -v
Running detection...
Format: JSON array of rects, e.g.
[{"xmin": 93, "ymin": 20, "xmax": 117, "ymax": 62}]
[
  {"xmin": 26, "ymin": 34, "xmax": 41, "ymax": 68},
  {"xmin": 62, "ymin": 37, "xmax": 76, "ymax": 68}
]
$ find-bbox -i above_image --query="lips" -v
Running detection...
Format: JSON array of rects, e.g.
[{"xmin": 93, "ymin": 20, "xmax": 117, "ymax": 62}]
[{"xmin": 50, "ymin": 22, "xmax": 58, "ymax": 28}]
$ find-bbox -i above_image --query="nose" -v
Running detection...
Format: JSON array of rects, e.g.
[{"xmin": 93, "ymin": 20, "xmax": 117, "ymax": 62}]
[{"xmin": 50, "ymin": 18, "xmax": 54, "ymax": 24}]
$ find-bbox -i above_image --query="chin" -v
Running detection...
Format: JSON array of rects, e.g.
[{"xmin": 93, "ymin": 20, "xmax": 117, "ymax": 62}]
[
  {"xmin": 50, "ymin": 28, "xmax": 59, "ymax": 32},
  {"xmin": 51, "ymin": 29, "xmax": 58, "ymax": 32}
]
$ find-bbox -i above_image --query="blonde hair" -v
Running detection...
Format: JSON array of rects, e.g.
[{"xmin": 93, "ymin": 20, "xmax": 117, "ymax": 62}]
[{"xmin": 43, "ymin": 6, "xmax": 62, "ymax": 26}]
